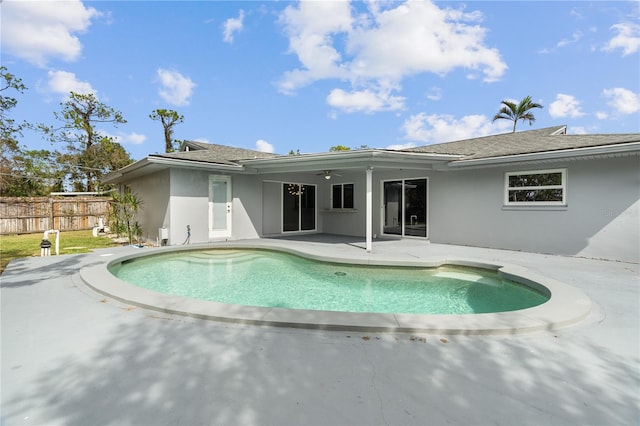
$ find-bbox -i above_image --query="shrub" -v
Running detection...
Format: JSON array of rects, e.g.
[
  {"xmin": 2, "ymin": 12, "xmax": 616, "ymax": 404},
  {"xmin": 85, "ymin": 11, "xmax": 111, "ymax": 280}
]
[{"xmin": 109, "ymin": 190, "xmax": 143, "ymax": 244}]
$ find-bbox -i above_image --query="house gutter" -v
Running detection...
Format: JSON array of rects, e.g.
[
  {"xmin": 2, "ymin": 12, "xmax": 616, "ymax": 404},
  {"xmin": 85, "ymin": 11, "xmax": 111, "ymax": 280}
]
[
  {"xmin": 102, "ymin": 156, "xmax": 245, "ymax": 184},
  {"xmin": 444, "ymin": 142, "xmax": 640, "ymax": 169},
  {"xmin": 102, "ymin": 158, "xmax": 152, "ymax": 183},
  {"xmin": 146, "ymin": 156, "xmax": 244, "ymax": 171},
  {"xmin": 244, "ymin": 149, "xmax": 461, "ymax": 164},
  {"xmin": 241, "ymin": 149, "xmax": 462, "ymax": 172}
]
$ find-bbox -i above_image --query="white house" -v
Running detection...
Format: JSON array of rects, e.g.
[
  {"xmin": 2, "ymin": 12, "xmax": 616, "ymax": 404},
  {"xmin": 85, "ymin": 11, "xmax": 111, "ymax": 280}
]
[{"xmin": 104, "ymin": 126, "xmax": 640, "ymax": 263}]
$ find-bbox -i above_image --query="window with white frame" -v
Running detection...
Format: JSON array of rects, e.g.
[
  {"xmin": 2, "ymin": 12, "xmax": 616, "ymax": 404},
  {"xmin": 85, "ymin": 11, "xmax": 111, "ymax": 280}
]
[
  {"xmin": 505, "ymin": 169, "xmax": 567, "ymax": 205},
  {"xmin": 332, "ymin": 183, "xmax": 354, "ymax": 209}
]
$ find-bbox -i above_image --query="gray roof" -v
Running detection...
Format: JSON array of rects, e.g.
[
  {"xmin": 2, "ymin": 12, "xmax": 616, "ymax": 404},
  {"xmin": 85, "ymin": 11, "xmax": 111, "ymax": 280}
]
[
  {"xmin": 105, "ymin": 126, "xmax": 639, "ymax": 184},
  {"xmin": 403, "ymin": 126, "xmax": 640, "ymax": 160},
  {"xmin": 151, "ymin": 141, "xmax": 278, "ymax": 165},
  {"xmin": 181, "ymin": 141, "xmax": 215, "ymax": 151},
  {"xmin": 148, "ymin": 128, "xmax": 639, "ymax": 167}
]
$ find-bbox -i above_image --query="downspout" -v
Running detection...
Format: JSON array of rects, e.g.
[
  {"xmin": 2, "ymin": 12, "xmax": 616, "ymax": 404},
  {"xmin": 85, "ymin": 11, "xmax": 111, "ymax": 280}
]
[
  {"xmin": 42, "ymin": 229, "xmax": 60, "ymax": 256},
  {"xmin": 366, "ymin": 167, "xmax": 373, "ymax": 253}
]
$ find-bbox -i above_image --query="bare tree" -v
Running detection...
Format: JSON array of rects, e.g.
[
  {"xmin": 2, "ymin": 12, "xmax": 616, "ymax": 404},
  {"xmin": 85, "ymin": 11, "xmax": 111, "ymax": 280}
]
[
  {"xmin": 41, "ymin": 92, "xmax": 131, "ymax": 191},
  {"xmin": 150, "ymin": 109, "xmax": 184, "ymax": 152}
]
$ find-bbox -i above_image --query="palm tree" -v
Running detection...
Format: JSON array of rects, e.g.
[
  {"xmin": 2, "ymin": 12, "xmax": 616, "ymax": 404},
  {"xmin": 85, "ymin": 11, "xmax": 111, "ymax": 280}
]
[{"xmin": 492, "ymin": 96, "xmax": 543, "ymax": 133}]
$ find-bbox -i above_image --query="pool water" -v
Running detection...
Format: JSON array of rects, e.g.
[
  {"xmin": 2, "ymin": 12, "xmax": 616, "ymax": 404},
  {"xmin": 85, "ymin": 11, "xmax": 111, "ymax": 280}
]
[{"xmin": 109, "ymin": 249, "xmax": 548, "ymax": 315}]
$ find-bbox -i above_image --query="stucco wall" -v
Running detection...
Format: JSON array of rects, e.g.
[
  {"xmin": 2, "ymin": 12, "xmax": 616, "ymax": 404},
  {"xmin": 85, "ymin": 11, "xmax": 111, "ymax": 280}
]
[
  {"xmin": 231, "ymin": 174, "xmax": 262, "ymax": 239},
  {"xmin": 286, "ymin": 158, "xmax": 638, "ymax": 262},
  {"xmin": 320, "ymin": 171, "xmax": 368, "ymax": 237},
  {"xmin": 429, "ymin": 156, "xmax": 640, "ymax": 263},
  {"xmin": 563, "ymin": 156, "xmax": 638, "ymax": 262},
  {"xmin": 133, "ymin": 154, "xmax": 638, "ymax": 262},
  {"xmin": 164, "ymin": 171, "xmax": 265, "ymax": 243},
  {"xmin": 262, "ymin": 181, "xmax": 281, "ymax": 236},
  {"xmin": 126, "ymin": 169, "xmax": 170, "ymax": 244},
  {"xmin": 169, "ymin": 168, "xmax": 210, "ymax": 244}
]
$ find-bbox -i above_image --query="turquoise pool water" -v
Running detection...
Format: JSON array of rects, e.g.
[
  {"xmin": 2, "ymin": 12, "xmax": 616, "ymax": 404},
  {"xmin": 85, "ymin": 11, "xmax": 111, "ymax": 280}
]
[{"xmin": 109, "ymin": 249, "xmax": 548, "ymax": 315}]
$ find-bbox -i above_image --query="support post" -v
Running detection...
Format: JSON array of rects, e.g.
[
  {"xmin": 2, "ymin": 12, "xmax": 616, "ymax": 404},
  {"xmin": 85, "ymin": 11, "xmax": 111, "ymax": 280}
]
[{"xmin": 366, "ymin": 167, "xmax": 373, "ymax": 253}]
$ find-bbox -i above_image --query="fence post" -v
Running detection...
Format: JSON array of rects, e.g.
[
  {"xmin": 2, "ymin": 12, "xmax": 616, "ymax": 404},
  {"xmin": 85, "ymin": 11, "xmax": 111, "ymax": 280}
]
[{"xmin": 49, "ymin": 196, "xmax": 54, "ymax": 230}]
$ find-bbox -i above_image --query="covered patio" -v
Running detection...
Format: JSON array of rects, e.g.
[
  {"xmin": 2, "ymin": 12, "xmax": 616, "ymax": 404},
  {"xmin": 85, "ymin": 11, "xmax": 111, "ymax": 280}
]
[
  {"xmin": 243, "ymin": 150, "xmax": 460, "ymax": 251},
  {"xmin": 1, "ymin": 237, "xmax": 638, "ymax": 425}
]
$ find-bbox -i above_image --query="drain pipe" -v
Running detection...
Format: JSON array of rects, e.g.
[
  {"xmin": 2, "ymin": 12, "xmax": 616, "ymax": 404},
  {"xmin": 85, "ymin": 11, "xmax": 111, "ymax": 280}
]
[
  {"xmin": 42, "ymin": 229, "xmax": 60, "ymax": 256},
  {"xmin": 182, "ymin": 225, "xmax": 191, "ymax": 245}
]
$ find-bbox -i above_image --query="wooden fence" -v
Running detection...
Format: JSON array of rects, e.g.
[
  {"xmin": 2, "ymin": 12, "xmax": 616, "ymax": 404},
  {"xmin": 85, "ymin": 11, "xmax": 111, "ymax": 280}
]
[{"xmin": 0, "ymin": 196, "xmax": 112, "ymax": 235}]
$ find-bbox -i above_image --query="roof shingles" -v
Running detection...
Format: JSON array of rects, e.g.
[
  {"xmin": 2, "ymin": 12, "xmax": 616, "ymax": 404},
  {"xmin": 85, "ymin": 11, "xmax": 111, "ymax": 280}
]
[
  {"xmin": 403, "ymin": 126, "xmax": 640, "ymax": 160},
  {"xmin": 151, "ymin": 141, "xmax": 278, "ymax": 165},
  {"xmin": 151, "ymin": 127, "xmax": 639, "ymax": 166}
]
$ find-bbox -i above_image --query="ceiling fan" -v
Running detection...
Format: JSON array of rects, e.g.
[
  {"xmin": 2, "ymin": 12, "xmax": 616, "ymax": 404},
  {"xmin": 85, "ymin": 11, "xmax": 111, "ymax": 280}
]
[{"xmin": 317, "ymin": 170, "xmax": 342, "ymax": 180}]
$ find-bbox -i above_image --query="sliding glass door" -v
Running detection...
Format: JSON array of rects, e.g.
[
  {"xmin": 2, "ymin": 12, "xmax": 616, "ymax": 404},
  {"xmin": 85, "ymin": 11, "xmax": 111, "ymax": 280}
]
[
  {"xmin": 404, "ymin": 179, "xmax": 427, "ymax": 237},
  {"xmin": 283, "ymin": 183, "xmax": 316, "ymax": 232},
  {"xmin": 383, "ymin": 181, "xmax": 403, "ymax": 235},
  {"xmin": 383, "ymin": 178, "xmax": 427, "ymax": 238}
]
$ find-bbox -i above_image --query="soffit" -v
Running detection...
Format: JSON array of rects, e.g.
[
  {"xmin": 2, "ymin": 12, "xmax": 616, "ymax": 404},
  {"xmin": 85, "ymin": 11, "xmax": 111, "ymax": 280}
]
[{"xmin": 241, "ymin": 150, "xmax": 461, "ymax": 174}]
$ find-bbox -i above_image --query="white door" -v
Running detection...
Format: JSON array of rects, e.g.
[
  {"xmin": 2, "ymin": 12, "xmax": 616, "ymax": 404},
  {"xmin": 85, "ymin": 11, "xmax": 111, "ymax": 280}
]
[{"xmin": 209, "ymin": 175, "xmax": 232, "ymax": 239}]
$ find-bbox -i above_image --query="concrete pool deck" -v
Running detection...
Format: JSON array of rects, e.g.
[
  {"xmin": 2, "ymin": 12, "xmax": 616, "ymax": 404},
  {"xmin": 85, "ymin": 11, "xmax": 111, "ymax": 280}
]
[
  {"xmin": 1, "ymin": 236, "xmax": 639, "ymax": 425},
  {"xmin": 81, "ymin": 238, "xmax": 591, "ymax": 335}
]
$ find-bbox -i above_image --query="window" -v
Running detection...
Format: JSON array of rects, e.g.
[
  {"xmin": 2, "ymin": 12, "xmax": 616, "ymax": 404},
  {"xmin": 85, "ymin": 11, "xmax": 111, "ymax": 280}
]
[
  {"xmin": 505, "ymin": 169, "xmax": 567, "ymax": 206},
  {"xmin": 331, "ymin": 183, "xmax": 354, "ymax": 209}
]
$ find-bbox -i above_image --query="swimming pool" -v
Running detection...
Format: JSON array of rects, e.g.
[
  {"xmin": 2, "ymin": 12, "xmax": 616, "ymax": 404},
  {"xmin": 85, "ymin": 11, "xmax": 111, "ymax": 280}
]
[
  {"xmin": 80, "ymin": 241, "xmax": 592, "ymax": 334},
  {"xmin": 109, "ymin": 249, "xmax": 548, "ymax": 315}
]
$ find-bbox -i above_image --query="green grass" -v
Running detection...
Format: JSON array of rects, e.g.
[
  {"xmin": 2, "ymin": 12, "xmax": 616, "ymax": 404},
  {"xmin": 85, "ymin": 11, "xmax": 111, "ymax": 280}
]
[{"xmin": 0, "ymin": 230, "xmax": 119, "ymax": 274}]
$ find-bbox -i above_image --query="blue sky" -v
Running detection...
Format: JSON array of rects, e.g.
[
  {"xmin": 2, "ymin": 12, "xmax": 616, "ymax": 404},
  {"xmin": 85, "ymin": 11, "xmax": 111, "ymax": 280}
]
[{"xmin": 2, "ymin": 0, "xmax": 639, "ymax": 161}]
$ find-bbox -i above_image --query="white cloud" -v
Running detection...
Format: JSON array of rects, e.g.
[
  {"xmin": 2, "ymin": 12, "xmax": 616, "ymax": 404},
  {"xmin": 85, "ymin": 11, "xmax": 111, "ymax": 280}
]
[
  {"xmin": 255, "ymin": 139, "xmax": 275, "ymax": 153},
  {"xmin": 277, "ymin": 0, "xmax": 352, "ymax": 94},
  {"xmin": 120, "ymin": 132, "xmax": 147, "ymax": 145},
  {"xmin": 402, "ymin": 113, "xmax": 509, "ymax": 144},
  {"xmin": 223, "ymin": 10, "xmax": 245, "ymax": 44},
  {"xmin": 156, "ymin": 68, "xmax": 196, "ymax": 106},
  {"xmin": 540, "ymin": 31, "xmax": 583, "ymax": 53},
  {"xmin": 102, "ymin": 131, "xmax": 146, "ymax": 145},
  {"xmin": 603, "ymin": 22, "xmax": 640, "ymax": 56},
  {"xmin": 426, "ymin": 87, "xmax": 442, "ymax": 101},
  {"xmin": 386, "ymin": 142, "xmax": 418, "ymax": 150},
  {"xmin": 1, "ymin": 0, "xmax": 99, "ymax": 67},
  {"xmin": 327, "ymin": 82, "xmax": 405, "ymax": 113},
  {"xmin": 602, "ymin": 87, "xmax": 640, "ymax": 114},
  {"xmin": 569, "ymin": 8, "xmax": 584, "ymax": 19},
  {"xmin": 548, "ymin": 94, "xmax": 585, "ymax": 118},
  {"xmin": 569, "ymin": 126, "xmax": 588, "ymax": 135},
  {"xmin": 47, "ymin": 70, "xmax": 96, "ymax": 97},
  {"xmin": 353, "ymin": 1, "xmax": 506, "ymax": 82},
  {"xmin": 556, "ymin": 31, "xmax": 583, "ymax": 48},
  {"xmin": 595, "ymin": 111, "xmax": 609, "ymax": 120},
  {"xmin": 277, "ymin": 0, "xmax": 506, "ymax": 103}
]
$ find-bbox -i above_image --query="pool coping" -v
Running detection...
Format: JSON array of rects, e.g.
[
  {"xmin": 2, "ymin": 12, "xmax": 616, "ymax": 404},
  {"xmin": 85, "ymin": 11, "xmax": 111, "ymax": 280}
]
[{"xmin": 79, "ymin": 242, "xmax": 592, "ymax": 335}]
